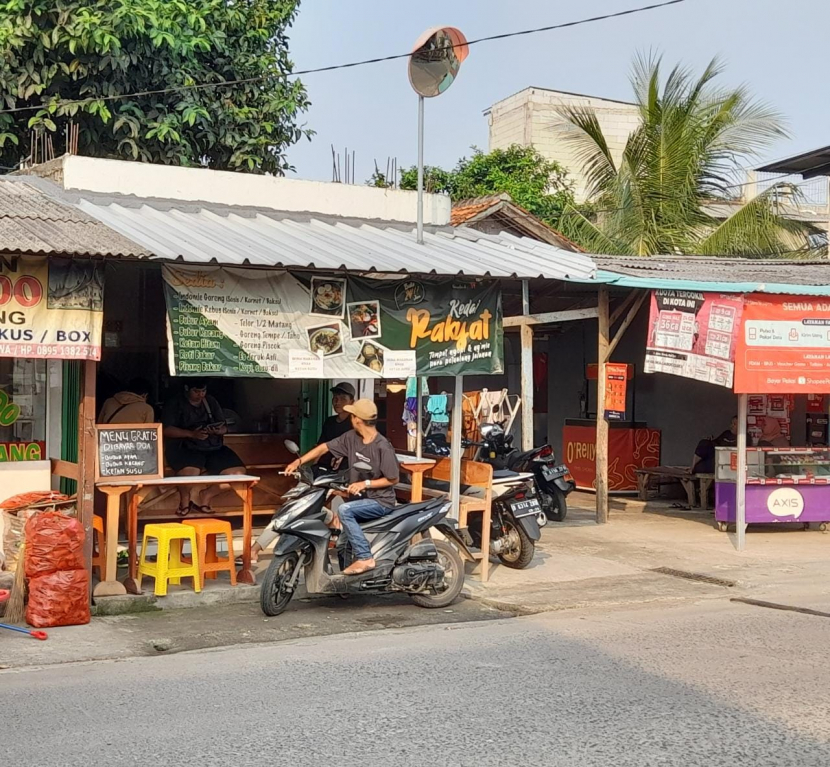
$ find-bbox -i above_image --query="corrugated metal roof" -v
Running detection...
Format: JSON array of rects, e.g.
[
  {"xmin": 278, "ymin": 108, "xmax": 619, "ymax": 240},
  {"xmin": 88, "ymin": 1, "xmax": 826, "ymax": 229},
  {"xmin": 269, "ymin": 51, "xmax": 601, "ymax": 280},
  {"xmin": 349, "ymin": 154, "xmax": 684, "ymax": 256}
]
[
  {"xmin": 75, "ymin": 197, "xmax": 597, "ymax": 281},
  {"xmin": 0, "ymin": 178, "xmax": 148, "ymax": 258},
  {"xmin": 596, "ymin": 255, "xmax": 830, "ymax": 296}
]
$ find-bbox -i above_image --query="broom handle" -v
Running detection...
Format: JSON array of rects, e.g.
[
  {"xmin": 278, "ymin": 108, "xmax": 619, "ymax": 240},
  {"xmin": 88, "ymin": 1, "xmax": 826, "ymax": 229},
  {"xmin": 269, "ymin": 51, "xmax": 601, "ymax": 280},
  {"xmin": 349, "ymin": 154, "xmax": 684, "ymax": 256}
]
[{"xmin": 0, "ymin": 623, "xmax": 48, "ymax": 640}]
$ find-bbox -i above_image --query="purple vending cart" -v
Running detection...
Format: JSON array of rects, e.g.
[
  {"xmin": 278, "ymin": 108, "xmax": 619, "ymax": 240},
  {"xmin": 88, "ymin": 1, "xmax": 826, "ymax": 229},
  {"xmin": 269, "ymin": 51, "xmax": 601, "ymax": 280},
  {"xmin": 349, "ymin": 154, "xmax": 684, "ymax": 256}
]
[{"xmin": 715, "ymin": 446, "xmax": 830, "ymax": 532}]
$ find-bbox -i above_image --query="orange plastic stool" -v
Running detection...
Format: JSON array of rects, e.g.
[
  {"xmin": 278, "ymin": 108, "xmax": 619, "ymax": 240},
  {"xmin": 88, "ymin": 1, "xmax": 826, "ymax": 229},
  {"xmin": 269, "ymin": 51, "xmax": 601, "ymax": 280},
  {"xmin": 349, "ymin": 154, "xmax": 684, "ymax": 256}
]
[
  {"xmin": 92, "ymin": 515, "xmax": 106, "ymax": 580},
  {"xmin": 182, "ymin": 518, "xmax": 237, "ymax": 586}
]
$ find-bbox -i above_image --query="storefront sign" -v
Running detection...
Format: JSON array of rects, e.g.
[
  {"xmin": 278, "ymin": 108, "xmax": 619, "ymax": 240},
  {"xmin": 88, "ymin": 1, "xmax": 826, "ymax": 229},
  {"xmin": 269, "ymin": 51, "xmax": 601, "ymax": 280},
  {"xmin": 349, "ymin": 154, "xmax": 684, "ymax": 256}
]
[
  {"xmin": 162, "ymin": 266, "xmax": 503, "ymax": 378},
  {"xmin": 734, "ymin": 295, "xmax": 830, "ymax": 393},
  {"xmin": 562, "ymin": 424, "xmax": 661, "ymax": 491},
  {"xmin": 644, "ymin": 291, "xmax": 743, "ymax": 388},
  {"xmin": 95, "ymin": 424, "xmax": 163, "ymax": 481},
  {"xmin": 0, "ymin": 256, "xmax": 103, "ymax": 360},
  {"xmin": 0, "ymin": 441, "xmax": 45, "ymax": 461},
  {"xmin": 603, "ymin": 363, "xmax": 629, "ymax": 421}
]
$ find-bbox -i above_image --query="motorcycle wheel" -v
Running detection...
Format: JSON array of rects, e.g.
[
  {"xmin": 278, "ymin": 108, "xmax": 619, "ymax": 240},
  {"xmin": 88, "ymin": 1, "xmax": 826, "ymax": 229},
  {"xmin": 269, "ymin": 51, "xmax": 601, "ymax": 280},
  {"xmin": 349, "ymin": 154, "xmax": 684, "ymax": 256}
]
[
  {"xmin": 545, "ymin": 486, "xmax": 568, "ymax": 522},
  {"xmin": 497, "ymin": 518, "xmax": 535, "ymax": 569},
  {"xmin": 260, "ymin": 552, "xmax": 300, "ymax": 616},
  {"xmin": 410, "ymin": 540, "xmax": 465, "ymax": 609}
]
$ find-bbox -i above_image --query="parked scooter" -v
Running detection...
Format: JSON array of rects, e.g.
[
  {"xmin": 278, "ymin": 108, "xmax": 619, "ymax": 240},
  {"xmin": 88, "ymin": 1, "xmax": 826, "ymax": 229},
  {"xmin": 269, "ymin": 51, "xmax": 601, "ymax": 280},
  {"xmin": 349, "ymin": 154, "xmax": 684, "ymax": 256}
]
[
  {"xmin": 423, "ymin": 434, "xmax": 541, "ymax": 569},
  {"xmin": 473, "ymin": 424, "xmax": 575, "ymax": 522},
  {"xmin": 257, "ymin": 441, "xmax": 471, "ymax": 616}
]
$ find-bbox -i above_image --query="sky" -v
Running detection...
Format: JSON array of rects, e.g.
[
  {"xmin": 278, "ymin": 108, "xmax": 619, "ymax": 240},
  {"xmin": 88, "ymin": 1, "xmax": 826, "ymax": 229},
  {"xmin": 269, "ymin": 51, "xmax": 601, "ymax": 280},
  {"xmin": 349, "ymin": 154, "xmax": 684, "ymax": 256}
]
[{"xmin": 285, "ymin": 0, "xmax": 827, "ymax": 185}]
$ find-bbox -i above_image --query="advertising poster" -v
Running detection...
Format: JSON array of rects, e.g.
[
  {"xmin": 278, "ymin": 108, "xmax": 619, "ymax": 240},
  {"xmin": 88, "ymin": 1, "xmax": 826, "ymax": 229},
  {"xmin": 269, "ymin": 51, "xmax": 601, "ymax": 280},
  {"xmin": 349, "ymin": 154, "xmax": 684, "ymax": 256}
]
[
  {"xmin": 735, "ymin": 295, "xmax": 830, "ymax": 394},
  {"xmin": 162, "ymin": 266, "xmax": 503, "ymax": 378},
  {"xmin": 603, "ymin": 363, "xmax": 628, "ymax": 421},
  {"xmin": 0, "ymin": 256, "xmax": 104, "ymax": 360},
  {"xmin": 644, "ymin": 290, "xmax": 743, "ymax": 388}
]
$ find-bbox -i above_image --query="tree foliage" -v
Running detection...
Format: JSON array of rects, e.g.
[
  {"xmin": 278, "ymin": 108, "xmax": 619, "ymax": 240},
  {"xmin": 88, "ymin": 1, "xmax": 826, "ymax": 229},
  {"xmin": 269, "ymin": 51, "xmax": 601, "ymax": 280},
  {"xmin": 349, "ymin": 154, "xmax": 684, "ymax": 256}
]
[
  {"xmin": 396, "ymin": 145, "xmax": 575, "ymax": 227},
  {"xmin": 557, "ymin": 55, "xmax": 814, "ymax": 257},
  {"xmin": 0, "ymin": 0, "xmax": 310, "ymax": 173}
]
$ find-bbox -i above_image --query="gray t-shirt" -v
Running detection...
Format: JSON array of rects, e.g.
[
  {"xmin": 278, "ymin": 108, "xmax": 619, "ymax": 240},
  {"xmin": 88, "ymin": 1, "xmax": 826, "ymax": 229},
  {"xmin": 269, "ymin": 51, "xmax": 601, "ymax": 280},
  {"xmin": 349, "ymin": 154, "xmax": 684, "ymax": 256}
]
[{"xmin": 327, "ymin": 430, "xmax": 400, "ymax": 508}]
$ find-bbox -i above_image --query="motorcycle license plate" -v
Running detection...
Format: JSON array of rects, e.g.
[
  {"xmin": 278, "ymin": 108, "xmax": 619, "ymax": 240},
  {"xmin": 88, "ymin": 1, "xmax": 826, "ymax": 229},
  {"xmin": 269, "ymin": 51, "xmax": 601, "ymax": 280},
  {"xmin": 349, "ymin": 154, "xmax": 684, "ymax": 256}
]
[
  {"xmin": 509, "ymin": 498, "xmax": 542, "ymax": 518},
  {"xmin": 542, "ymin": 464, "xmax": 568, "ymax": 481}
]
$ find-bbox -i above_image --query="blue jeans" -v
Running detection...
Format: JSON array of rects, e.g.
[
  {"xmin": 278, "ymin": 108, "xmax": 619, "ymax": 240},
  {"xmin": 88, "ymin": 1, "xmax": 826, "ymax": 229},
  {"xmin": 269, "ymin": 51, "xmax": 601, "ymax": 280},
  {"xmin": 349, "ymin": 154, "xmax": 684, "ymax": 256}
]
[{"xmin": 337, "ymin": 498, "xmax": 391, "ymax": 561}]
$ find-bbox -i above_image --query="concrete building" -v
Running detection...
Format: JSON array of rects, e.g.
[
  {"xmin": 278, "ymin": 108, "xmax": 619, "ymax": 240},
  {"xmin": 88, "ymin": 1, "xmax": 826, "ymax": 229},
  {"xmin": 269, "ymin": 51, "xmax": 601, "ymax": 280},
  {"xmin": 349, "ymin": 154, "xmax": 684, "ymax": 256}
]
[{"xmin": 486, "ymin": 87, "xmax": 640, "ymax": 202}]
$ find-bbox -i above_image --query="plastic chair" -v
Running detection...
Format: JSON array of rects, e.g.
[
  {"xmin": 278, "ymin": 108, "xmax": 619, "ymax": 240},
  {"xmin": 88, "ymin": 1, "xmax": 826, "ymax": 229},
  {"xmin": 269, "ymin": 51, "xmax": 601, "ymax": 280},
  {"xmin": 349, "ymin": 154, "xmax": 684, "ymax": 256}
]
[
  {"xmin": 92, "ymin": 515, "xmax": 105, "ymax": 580},
  {"xmin": 182, "ymin": 518, "xmax": 237, "ymax": 586},
  {"xmin": 137, "ymin": 523, "xmax": 201, "ymax": 596}
]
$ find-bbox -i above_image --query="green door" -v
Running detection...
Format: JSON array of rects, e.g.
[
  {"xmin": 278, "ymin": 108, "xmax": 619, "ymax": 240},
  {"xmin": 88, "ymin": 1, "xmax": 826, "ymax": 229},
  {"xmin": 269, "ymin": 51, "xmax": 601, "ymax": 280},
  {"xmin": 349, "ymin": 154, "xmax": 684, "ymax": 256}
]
[{"xmin": 299, "ymin": 379, "xmax": 328, "ymax": 453}]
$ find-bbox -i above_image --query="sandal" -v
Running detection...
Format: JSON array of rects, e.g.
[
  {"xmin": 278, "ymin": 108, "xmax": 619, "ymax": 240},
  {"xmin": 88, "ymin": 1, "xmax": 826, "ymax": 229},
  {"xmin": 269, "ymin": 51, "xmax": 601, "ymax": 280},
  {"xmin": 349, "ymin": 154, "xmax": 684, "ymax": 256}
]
[
  {"xmin": 176, "ymin": 504, "xmax": 191, "ymax": 517},
  {"xmin": 189, "ymin": 501, "xmax": 212, "ymax": 515}
]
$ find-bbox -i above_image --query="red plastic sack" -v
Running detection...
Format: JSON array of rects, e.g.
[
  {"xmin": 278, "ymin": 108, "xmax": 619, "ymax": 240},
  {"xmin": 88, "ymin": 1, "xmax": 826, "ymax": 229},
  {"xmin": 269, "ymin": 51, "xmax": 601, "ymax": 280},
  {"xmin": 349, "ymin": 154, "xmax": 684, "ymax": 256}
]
[
  {"xmin": 26, "ymin": 569, "xmax": 90, "ymax": 628},
  {"xmin": 24, "ymin": 512, "xmax": 85, "ymax": 578}
]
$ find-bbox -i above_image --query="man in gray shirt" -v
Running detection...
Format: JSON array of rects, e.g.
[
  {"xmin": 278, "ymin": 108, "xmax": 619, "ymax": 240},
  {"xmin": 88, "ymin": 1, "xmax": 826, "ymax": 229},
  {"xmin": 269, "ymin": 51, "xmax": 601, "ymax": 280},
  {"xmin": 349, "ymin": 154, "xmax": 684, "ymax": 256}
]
[{"xmin": 285, "ymin": 398, "xmax": 400, "ymax": 575}]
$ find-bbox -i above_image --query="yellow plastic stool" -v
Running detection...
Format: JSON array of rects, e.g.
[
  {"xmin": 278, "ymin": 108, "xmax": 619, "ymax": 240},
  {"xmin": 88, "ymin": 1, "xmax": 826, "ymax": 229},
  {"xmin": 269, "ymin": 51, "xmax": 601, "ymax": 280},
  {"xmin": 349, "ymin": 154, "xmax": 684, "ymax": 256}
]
[
  {"xmin": 137, "ymin": 523, "xmax": 201, "ymax": 597},
  {"xmin": 182, "ymin": 518, "xmax": 237, "ymax": 586}
]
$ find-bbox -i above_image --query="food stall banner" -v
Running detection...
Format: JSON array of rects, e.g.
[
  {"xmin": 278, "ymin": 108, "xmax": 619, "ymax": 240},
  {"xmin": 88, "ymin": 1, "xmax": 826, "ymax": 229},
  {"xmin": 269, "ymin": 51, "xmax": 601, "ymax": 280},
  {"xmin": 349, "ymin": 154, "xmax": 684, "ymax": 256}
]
[
  {"xmin": 162, "ymin": 265, "xmax": 503, "ymax": 378},
  {"xmin": 644, "ymin": 290, "xmax": 743, "ymax": 388},
  {"xmin": 0, "ymin": 257, "xmax": 103, "ymax": 361},
  {"xmin": 735, "ymin": 294, "xmax": 830, "ymax": 393},
  {"xmin": 603, "ymin": 362, "xmax": 628, "ymax": 421}
]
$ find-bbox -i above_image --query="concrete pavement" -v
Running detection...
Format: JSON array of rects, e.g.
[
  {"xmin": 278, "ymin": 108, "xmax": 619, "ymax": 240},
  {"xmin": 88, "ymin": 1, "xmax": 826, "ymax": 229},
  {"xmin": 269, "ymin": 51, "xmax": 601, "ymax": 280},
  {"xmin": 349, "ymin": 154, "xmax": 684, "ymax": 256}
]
[{"xmin": 3, "ymin": 599, "xmax": 830, "ymax": 766}]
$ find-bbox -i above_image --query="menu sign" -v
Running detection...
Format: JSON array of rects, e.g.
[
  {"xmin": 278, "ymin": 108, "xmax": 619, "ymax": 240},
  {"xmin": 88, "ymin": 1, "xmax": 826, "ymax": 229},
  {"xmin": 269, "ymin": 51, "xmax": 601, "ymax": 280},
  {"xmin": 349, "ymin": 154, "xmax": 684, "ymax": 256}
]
[
  {"xmin": 735, "ymin": 295, "xmax": 830, "ymax": 393},
  {"xmin": 162, "ymin": 266, "xmax": 503, "ymax": 378},
  {"xmin": 0, "ymin": 256, "xmax": 104, "ymax": 361},
  {"xmin": 95, "ymin": 424, "xmax": 163, "ymax": 481},
  {"xmin": 644, "ymin": 291, "xmax": 743, "ymax": 388},
  {"xmin": 603, "ymin": 363, "xmax": 629, "ymax": 421}
]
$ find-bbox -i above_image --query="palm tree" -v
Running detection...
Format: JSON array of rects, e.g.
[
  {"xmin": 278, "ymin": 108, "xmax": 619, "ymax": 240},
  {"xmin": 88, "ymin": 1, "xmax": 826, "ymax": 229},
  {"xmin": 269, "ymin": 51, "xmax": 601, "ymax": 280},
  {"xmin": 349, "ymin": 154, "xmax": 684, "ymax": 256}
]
[{"xmin": 558, "ymin": 55, "xmax": 812, "ymax": 257}]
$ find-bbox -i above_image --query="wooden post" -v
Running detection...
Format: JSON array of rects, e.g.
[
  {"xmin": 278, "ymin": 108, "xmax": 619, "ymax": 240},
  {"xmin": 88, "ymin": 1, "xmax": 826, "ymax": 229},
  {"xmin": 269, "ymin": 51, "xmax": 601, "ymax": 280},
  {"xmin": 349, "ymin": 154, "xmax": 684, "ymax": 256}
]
[
  {"xmin": 78, "ymin": 360, "xmax": 97, "ymax": 573},
  {"xmin": 596, "ymin": 288, "xmax": 610, "ymax": 524},
  {"xmin": 521, "ymin": 280, "xmax": 534, "ymax": 451}
]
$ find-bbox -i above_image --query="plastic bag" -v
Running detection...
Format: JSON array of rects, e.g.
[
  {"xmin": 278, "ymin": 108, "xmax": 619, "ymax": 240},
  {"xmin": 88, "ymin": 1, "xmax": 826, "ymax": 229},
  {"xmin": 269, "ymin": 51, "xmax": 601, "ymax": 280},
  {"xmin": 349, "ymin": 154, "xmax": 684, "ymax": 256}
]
[
  {"xmin": 26, "ymin": 569, "xmax": 90, "ymax": 628},
  {"xmin": 24, "ymin": 512, "xmax": 85, "ymax": 578},
  {"xmin": 0, "ymin": 491, "xmax": 71, "ymax": 512}
]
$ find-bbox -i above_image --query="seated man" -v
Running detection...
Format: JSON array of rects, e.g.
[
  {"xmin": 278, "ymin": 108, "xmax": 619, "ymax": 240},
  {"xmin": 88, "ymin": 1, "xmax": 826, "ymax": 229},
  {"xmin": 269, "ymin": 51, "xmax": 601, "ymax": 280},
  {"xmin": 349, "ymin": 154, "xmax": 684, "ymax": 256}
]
[
  {"xmin": 282, "ymin": 398, "xmax": 399, "ymax": 575},
  {"xmin": 162, "ymin": 378, "xmax": 245, "ymax": 516},
  {"xmin": 692, "ymin": 416, "xmax": 738, "ymax": 474},
  {"xmin": 98, "ymin": 377, "xmax": 155, "ymax": 424}
]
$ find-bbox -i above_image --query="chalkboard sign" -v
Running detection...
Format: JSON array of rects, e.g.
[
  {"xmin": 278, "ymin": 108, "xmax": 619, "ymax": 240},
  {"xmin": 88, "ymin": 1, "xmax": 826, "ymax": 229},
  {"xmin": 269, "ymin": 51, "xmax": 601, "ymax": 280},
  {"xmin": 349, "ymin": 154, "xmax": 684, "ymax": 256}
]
[{"xmin": 95, "ymin": 423, "xmax": 163, "ymax": 482}]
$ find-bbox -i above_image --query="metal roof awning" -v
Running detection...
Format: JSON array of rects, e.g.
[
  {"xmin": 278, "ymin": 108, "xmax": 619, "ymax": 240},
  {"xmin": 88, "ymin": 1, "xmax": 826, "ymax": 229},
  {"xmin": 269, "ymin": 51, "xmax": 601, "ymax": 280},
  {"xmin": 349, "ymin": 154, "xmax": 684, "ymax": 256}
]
[
  {"xmin": 757, "ymin": 146, "xmax": 830, "ymax": 179},
  {"xmin": 75, "ymin": 197, "xmax": 597, "ymax": 282}
]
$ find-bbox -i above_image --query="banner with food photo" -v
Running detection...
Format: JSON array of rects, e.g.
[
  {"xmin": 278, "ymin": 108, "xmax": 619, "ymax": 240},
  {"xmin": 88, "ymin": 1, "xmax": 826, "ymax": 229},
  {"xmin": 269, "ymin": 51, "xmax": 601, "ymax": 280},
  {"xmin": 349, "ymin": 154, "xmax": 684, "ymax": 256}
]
[{"xmin": 162, "ymin": 265, "xmax": 503, "ymax": 378}]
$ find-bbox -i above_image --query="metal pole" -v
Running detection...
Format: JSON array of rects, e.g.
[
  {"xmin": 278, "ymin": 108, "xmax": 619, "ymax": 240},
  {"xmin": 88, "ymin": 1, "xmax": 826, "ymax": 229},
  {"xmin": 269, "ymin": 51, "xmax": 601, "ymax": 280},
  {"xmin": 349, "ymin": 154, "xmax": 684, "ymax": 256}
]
[
  {"xmin": 520, "ymin": 280, "xmax": 534, "ymax": 451},
  {"xmin": 735, "ymin": 393, "xmax": 748, "ymax": 551},
  {"xmin": 416, "ymin": 95, "xmax": 425, "ymax": 245},
  {"xmin": 449, "ymin": 375, "xmax": 464, "ymax": 519},
  {"xmin": 415, "ymin": 377, "xmax": 423, "ymax": 458}
]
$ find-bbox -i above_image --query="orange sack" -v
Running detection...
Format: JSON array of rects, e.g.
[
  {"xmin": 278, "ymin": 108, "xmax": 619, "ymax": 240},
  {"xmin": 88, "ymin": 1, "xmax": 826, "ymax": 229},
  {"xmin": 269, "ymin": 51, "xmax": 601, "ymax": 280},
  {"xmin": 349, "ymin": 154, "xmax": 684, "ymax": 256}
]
[
  {"xmin": 26, "ymin": 569, "xmax": 90, "ymax": 628},
  {"xmin": 24, "ymin": 511, "xmax": 85, "ymax": 578}
]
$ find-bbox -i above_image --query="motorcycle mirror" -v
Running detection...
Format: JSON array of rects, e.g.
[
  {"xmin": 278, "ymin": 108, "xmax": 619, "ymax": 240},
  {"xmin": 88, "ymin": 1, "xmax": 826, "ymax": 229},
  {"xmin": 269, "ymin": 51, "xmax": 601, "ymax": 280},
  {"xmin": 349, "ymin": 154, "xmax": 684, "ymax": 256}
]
[
  {"xmin": 480, "ymin": 423, "xmax": 494, "ymax": 437},
  {"xmin": 284, "ymin": 439, "xmax": 300, "ymax": 455},
  {"xmin": 353, "ymin": 461, "xmax": 372, "ymax": 471}
]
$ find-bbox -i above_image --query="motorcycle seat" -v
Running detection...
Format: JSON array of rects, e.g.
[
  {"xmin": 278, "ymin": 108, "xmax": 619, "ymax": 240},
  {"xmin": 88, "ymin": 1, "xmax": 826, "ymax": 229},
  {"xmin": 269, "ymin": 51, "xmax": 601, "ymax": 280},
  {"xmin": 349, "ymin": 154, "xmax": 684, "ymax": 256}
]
[
  {"xmin": 507, "ymin": 449, "xmax": 537, "ymax": 469},
  {"xmin": 358, "ymin": 498, "xmax": 445, "ymax": 529},
  {"xmin": 492, "ymin": 469, "xmax": 522, "ymax": 479}
]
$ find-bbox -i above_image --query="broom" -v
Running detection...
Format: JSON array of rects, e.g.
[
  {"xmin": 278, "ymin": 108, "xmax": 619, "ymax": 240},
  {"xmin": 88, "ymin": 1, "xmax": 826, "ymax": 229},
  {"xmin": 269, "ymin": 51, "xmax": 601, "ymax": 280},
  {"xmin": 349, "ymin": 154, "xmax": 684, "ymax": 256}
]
[{"xmin": 4, "ymin": 543, "xmax": 26, "ymax": 624}]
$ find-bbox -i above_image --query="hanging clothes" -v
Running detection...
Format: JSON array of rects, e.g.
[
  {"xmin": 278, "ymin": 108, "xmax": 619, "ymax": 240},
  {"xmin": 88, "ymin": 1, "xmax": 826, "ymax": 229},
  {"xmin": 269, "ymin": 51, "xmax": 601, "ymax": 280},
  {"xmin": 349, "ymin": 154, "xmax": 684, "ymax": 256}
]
[{"xmin": 427, "ymin": 394, "xmax": 449, "ymax": 424}]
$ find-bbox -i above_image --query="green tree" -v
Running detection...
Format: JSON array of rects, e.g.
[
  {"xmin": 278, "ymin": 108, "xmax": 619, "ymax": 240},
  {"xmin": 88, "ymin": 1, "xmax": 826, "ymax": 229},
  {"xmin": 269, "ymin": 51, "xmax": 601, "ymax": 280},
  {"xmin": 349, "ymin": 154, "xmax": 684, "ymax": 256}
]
[
  {"xmin": 398, "ymin": 145, "xmax": 575, "ymax": 227},
  {"xmin": 0, "ymin": 0, "xmax": 310, "ymax": 173},
  {"xmin": 557, "ymin": 55, "xmax": 811, "ymax": 256}
]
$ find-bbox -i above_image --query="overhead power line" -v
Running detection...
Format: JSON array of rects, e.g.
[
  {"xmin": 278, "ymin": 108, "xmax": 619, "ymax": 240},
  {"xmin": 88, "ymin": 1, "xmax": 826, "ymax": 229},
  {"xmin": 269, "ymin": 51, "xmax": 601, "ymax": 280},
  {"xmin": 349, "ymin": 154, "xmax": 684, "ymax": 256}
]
[{"xmin": 0, "ymin": 0, "xmax": 690, "ymax": 118}]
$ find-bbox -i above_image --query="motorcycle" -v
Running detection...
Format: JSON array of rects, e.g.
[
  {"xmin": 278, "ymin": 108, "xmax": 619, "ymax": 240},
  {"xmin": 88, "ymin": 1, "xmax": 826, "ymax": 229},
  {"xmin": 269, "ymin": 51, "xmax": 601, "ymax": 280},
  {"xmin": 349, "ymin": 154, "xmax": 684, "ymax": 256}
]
[
  {"xmin": 423, "ymin": 433, "xmax": 541, "ymax": 569},
  {"xmin": 257, "ymin": 441, "xmax": 472, "ymax": 617},
  {"xmin": 474, "ymin": 424, "xmax": 575, "ymax": 523}
]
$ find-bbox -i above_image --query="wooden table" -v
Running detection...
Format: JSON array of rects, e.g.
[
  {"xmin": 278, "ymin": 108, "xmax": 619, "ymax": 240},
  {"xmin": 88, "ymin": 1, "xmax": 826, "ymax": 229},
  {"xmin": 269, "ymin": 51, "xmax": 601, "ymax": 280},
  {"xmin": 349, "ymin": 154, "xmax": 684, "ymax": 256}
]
[
  {"xmin": 95, "ymin": 474, "xmax": 260, "ymax": 597},
  {"xmin": 635, "ymin": 466, "xmax": 714, "ymax": 509},
  {"xmin": 396, "ymin": 456, "xmax": 436, "ymax": 502}
]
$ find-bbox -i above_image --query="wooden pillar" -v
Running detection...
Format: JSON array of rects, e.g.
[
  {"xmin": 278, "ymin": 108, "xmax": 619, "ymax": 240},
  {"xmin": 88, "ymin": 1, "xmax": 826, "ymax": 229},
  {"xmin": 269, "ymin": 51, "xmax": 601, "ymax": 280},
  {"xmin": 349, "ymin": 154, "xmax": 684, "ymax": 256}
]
[
  {"xmin": 596, "ymin": 288, "xmax": 610, "ymax": 524},
  {"xmin": 521, "ymin": 280, "xmax": 534, "ymax": 451},
  {"xmin": 78, "ymin": 359, "xmax": 97, "ymax": 572}
]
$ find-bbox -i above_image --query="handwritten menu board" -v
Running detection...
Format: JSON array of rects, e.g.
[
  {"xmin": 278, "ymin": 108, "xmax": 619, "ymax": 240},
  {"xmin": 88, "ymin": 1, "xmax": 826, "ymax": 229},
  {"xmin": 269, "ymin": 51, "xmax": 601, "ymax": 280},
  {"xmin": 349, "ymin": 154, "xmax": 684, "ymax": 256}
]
[{"xmin": 95, "ymin": 424, "xmax": 163, "ymax": 481}]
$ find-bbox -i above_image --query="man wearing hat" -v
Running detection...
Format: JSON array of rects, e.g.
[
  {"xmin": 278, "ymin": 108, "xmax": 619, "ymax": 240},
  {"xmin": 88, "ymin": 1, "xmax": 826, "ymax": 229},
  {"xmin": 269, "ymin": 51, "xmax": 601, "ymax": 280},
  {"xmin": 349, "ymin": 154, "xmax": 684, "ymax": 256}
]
[
  {"xmin": 315, "ymin": 382, "xmax": 355, "ymax": 473},
  {"xmin": 284, "ymin": 397, "xmax": 400, "ymax": 575}
]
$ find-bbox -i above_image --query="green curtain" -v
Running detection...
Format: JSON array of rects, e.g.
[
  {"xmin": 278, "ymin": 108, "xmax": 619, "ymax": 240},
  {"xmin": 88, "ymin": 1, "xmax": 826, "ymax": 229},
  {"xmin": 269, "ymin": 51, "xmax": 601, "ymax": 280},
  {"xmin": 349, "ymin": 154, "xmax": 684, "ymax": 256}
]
[{"xmin": 60, "ymin": 361, "xmax": 81, "ymax": 495}]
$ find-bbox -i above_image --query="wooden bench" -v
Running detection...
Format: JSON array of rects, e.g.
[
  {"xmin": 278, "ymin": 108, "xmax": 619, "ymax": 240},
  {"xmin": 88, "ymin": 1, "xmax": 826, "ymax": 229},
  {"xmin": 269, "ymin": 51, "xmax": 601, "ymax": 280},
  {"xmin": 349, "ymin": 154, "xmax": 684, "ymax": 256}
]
[
  {"xmin": 635, "ymin": 466, "xmax": 714, "ymax": 509},
  {"xmin": 398, "ymin": 457, "xmax": 493, "ymax": 582}
]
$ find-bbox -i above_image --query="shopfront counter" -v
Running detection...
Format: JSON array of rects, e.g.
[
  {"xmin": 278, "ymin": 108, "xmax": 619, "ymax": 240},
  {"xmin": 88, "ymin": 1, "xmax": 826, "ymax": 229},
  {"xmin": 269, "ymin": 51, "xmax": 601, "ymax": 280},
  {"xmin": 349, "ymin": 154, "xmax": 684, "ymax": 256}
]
[
  {"xmin": 563, "ymin": 419, "xmax": 661, "ymax": 492},
  {"xmin": 715, "ymin": 447, "xmax": 830, "ymax": 530}
]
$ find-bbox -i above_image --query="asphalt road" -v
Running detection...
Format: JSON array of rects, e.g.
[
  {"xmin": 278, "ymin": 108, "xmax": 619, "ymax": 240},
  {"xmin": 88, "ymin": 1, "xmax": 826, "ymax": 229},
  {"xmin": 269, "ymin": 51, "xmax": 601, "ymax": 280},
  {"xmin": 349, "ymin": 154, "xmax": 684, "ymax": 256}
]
[{"xmin": 3, "ymin": 598, "xmax": 829, "ymax": 767}]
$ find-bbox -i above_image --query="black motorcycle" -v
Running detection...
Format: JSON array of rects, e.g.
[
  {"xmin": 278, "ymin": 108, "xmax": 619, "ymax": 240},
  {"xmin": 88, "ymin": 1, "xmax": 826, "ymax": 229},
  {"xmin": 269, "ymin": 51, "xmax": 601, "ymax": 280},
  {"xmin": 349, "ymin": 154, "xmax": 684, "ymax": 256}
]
[
  {"xmin": 475, "ymin": 424, "xmax": 575, "ymax": 522},
  {"xmin": 257, "ymin": 442, "xmax": 471, "ymax": 616},
  {"xmin": 423, "ymin": 434, "xmax": 541, "ymax": 569}
]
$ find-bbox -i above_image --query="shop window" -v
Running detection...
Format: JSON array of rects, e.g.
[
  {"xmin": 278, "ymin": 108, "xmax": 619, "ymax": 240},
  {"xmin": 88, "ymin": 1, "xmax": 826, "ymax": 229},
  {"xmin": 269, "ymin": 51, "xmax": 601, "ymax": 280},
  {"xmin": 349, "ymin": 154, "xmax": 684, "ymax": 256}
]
[{"xmin": 0, "ymin": 358, "xmax": 48, "ymax": 461}]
